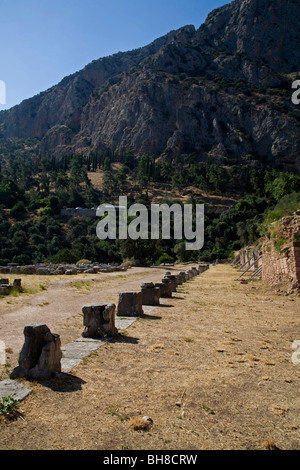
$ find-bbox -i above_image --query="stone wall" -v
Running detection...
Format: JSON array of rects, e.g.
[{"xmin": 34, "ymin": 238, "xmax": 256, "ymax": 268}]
[
  {"xmin": 261, "ymin": 211, "xmax": 300, "ymax": 290},
  {"xmin": 0, "ymin": 263, "xmax": 128, "ymax": 275},
  {"xmin": 262, "ymin": 241, "xmax": 300, "ymax": 289}
]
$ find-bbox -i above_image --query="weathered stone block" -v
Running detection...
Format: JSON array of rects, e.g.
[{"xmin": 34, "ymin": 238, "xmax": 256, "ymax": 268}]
[
  {"xmin": 0, "ymin": 286, "xmax": 11, "ymax": 295},
  {"xmin": 177, "ymin": 272, "xmax": 186, "ymax": 284},
  {"xmin": 13, "ymin": 279, "xmax": 22, "ymax": 290},
  {"xmin": 154, "ymin": 282, "xmax": 162, "ymax": 296},
  {"xmin": 141, "ymin": 282, "xmax": 160, "ymax": 305},
  {"xmin": 19, "ymin": 265, "xmax": 36, "ymax": 274},
  {"xmin": 198, "ymin": 264, "xmax": 209, "ymax": 273},
  {"xmin": 10, "ymin": 323, "xmax": 62, "ymax": 380},
  {"xmin": 0, "ymin": 267, "xmax": 11, "ymax": 274},
  {"xmin": 82, "ymin": 303, "xmax": 118, "ymax": 338},
  {"xmin": 159, "ymin": 278, "xmax": 173, "ymax": 297},
  {"xmin": 117, "ymin": 291, "xmax": 144, "ymax": 317},
  {"xmin": 36, "ymin": 267, "xmax": 51, "ymax": 275},
  {"xmin": 163, "ymin": 273, "xmax": 177, "ymax": 291}
]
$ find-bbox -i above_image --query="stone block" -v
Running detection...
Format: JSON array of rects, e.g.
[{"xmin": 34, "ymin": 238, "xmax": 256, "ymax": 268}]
[
  {"xmin": 0, "ymin": 267, "xmax": 11, "ymax": 274},
  {"xmin": 177, "ymin": 272, "xmax": 186, "ymax": 284},
  {"xmin": 186, "ymin": 269, "xmax": 194, "ymax": 279},
  {"xmin": 10, "ymin": 323, "xmax": 62, "ymax": 380},
  {"xmin": 0, "ymin": 379, "xmax": 32, "ymax": 401},
  {"xmin": 36, "ymin": 267, "xmax": 51, "ymax": 275},
  {"xmin": 141, "ymin": 282, "xmax": 160, "ymax": 305},
  {"xmin": 82, "ymin": 303, "xmax": 118, "ymax": 338},
  {"xmin": 163, "ymin": 273, "xmax": 177, "ymax": 291},
  {"xmin": 13, "ymin": 279, "xmax": 22, "ymax": 290},
  {"xmin": 0, "ymin": 286, "xmax": 12, "ymax": 295},
  {"xmin": 19, "ymin": 265, "xmax": 36, "ymax": 274},
  {"xmin": 159, "ymin": 279, "xmax": 173, "ymax": 297},
  {"xmin": 117, "ymin": 291, "xmax": 144, "ymax": 317}
]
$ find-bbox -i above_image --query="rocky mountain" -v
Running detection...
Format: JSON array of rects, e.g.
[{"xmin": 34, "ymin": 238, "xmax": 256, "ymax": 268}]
[{"xmin": 0, "ymin": 0, "xmax": 299, "ymax": 170}]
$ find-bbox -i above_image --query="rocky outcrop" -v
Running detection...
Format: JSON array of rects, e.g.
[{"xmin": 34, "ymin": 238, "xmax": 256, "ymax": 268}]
[
  {"xmin": 202, "ymin": 0, "xmax": 300, "ymax": 74},
  {"xmin": 0, "ymin": 0, "xmax": 299, "ymax": 169}
]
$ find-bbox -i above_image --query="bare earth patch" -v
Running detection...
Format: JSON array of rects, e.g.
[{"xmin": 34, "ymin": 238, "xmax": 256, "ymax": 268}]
[{"xmin": 0, "ymin": 264, "xmax": 300, "ymax": 450}]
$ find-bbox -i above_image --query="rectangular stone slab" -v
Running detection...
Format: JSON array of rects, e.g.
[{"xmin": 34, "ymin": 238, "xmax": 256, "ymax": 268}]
[{"xmin": 0, "ymin": 379, "xmax": 32, "ymax": 401}]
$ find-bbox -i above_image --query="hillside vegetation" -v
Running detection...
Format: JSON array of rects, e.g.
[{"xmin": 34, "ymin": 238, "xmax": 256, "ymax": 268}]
[
  {"xmin": 0, "ymin": 138, "xmax": 299, "ymax": 266},
  {"xmin": 0, "ymin": 0, "xmax": 299, "ymax": 266}
]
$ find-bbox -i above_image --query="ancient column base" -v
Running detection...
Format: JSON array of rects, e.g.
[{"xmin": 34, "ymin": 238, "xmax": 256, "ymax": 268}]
[{"xmin": 10, "ymin": 323, "xmax": 62, "ymax": 380}]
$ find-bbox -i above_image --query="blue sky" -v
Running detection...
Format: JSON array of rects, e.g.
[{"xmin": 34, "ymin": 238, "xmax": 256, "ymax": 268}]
[{"xmin": 0, "ymin": 0, "xmax": 228, "ymax": 110}]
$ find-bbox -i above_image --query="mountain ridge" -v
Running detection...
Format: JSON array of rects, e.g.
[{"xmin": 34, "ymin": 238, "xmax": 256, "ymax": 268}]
[{"xmin": 0, "ymin": 0, "xmax": 299, "ymax": 170}]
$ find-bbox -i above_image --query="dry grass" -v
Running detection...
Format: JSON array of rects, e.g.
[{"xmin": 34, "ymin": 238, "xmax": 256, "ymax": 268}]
[
  {"xmin": 0, "ymin": 265, "xmax": 300, "ymax": 450},
  {"xmin": 127, "ymin": 417, "xmax": 153, "ymax": 431},
  {"xmin": 262, "ymin": 438, "xmax": 281, "ymax": 450}
]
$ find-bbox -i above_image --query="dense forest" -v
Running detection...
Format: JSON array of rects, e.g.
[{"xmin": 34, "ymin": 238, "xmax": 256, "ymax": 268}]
[{"xmin": 0, "ymin": 137, "xmax": 299, "ymax": 266}]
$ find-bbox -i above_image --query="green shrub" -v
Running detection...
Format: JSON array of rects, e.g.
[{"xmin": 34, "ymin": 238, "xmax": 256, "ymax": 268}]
[
  {"xmin": 49, "ymin": 248, "xmax": 81, "ymax": 264},
  {"xmin": 156, "ymin": 253, "xmax": 175, "ymax": 265},
  {"xmin": 0, "ymin": 394, "xmax": 22, "ymax": 420},
  {"xmin": 274, "ymin": 238, "xmax": 288, "ymax": 254},
  {"xmin": 260, "ymin": 192, "xmax": 300, "ymax": 235},
  {"xmin": 10, "ymin": 201, "xmax": 26, "ymax": 219}
]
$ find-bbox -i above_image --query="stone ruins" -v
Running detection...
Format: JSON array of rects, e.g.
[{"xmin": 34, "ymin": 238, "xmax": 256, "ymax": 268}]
[
  {"xmin": 1, "ymin": 263, "xmax": 210, "ymax": 398},
  {"xmin": 0, "ymin": 278, "xmax": 22, "ymax": 296},
  {"xmin": 234, "ymin": 211, "xmax": 300, "ymax": 291},
  {"xmin": 262, "ymin": 212, "xmax": 300, "ymax": 291},
  {"xmin": 117, "ymin": 291, "xmax": 144, "ymax": 317},
  {"xmin": 82, "ymin": 303, "xmax": 118, "ymax": 338},
  {"xmin": 157, "ymin": 278, "xmax": 173, "ymax": 298},
  {"xmin": 141, "ymin": 282, "xmax": 160, "ymax": 306},
  {"xmin": 10, "ymin": 323, "xmax": 62, "ymax": 380},
  {"xmin": 0, "ymin": 262, "xmax": 128, "ymax": 276}
]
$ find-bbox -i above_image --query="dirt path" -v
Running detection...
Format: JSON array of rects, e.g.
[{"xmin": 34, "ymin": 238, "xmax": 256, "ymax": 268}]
[
  {"xmin": 0, "ymin": 266, "xmax": 177, "ymax": 358},
  {"xmin": 1, "ymin": 264, "xmax": 300, "ymax": 450}
]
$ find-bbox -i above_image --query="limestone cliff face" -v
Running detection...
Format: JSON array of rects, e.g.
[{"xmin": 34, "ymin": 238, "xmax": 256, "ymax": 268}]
[
  {"xmin": 0, "ymin": 0, "xmax": 299, "ymax": 169},
  {"xmin": 202, "ymin": 0, "xmax": 300, "ymax": 74}
]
